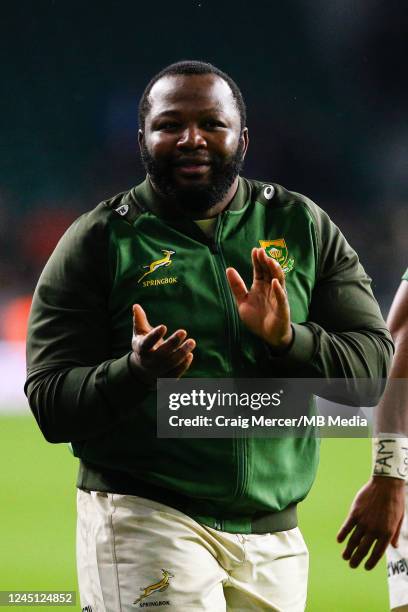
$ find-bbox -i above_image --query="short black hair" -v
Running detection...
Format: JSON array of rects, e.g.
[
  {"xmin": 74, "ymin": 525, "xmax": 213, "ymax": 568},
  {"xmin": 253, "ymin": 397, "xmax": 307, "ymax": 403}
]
[{"xmin": 138, "ymin": 60, "xmax": 246, "ymax": 131}]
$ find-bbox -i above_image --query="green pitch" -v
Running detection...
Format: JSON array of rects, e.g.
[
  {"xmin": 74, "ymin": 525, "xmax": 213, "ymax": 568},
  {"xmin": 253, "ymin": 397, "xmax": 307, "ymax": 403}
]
[{"xmin": 0, "ymin": 415, "xmax": 388, "ymax": 611}]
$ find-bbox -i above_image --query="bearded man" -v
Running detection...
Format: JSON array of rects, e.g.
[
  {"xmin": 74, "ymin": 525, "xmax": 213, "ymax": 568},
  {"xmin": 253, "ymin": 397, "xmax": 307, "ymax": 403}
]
[{"xmin": 26, "ymin": 60, "xmax": 393, "ymax": 611}]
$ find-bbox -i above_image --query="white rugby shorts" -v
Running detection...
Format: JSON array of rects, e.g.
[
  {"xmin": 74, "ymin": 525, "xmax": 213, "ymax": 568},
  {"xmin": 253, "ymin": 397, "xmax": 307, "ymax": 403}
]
[
  {"xmin": 76, "ymin": 489, "xmax": 309, "ymax": 611},
  {"xmin": 387, "ymin": 483, "xmax": 408, "ymax": 610}
]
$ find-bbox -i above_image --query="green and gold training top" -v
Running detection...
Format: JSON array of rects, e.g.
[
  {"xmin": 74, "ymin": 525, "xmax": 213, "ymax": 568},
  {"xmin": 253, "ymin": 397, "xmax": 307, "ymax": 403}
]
[{"xmin": 25, "ymin": 176, "xmax": 393, "ymax": 534}]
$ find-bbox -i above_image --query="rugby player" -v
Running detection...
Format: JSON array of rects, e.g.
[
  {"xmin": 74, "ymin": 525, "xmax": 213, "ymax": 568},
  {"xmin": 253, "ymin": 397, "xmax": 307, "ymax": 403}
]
[
  {"xmin": 26, "ymin": 60, "xmax": 393, "ymax": 611},
  {"xmin": 339, "ymin": 274, "xmax": 408, "ymax": 610}
]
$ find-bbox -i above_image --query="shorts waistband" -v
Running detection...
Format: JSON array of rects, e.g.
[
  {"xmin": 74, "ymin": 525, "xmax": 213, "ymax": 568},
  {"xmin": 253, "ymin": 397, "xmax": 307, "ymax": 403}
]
[{"xmin": 78, "ymin": 461, "xmax": 298, "ymax": 534}]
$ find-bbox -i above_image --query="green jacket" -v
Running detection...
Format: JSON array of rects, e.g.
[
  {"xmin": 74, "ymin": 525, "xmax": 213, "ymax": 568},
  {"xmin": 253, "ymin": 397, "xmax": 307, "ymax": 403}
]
[{"xmin": 25, "ymin": 176, "xmax": 393, "ymax": 534}]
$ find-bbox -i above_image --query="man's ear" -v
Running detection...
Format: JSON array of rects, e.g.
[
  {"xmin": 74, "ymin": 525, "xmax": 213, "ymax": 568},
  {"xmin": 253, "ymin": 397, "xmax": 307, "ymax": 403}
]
[
  {"xmin": 138, "ymin": 129, "xmax": 144, "ymax": 151},
  {"xmin": 241, "ymin": 127, "xmax": 249, "ymax": 160}
]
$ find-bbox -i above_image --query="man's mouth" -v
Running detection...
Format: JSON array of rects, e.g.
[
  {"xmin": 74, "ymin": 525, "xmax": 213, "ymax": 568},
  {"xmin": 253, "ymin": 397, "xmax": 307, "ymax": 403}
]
[
  {"xmin": 173, "ymin": 160, "xmax": 211, "ymax": 176},
  {"xmin": 175, "ymin": 164, "xmax": 210, "ymax": 176}
]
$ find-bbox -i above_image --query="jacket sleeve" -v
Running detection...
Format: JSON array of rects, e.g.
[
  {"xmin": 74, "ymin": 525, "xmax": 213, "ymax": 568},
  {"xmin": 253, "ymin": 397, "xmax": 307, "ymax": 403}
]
[
  {"xmin": 268, "ymin": 201, "xmax": 393, "ymax": 385},
  {"xmin": 25, "ymin": 208, "xmax": 149, "ymax": 444}
]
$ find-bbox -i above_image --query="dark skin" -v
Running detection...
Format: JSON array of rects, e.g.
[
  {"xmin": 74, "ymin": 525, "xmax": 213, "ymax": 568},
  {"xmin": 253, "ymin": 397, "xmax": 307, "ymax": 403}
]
[
  {"xmin": 338, "ymin": 281, "xmax": 408, "ymax": 578},
  {"xmin": 138, "ymin": 73, "xmax": 248, "ymax": 219},
  {"xmin": 130, "ymin": 73, "xmax": 292, "ymax": 380},
  {"xmin": 132, "ymin": 73, "xmax": 244, "ymax": 378}
]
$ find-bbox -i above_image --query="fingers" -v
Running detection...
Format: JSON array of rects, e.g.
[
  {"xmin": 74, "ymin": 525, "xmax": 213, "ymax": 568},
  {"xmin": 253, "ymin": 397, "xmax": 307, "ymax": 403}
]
[
  {"xmin": 131, "ymin": 304, "xmax": 196, "ymax": 382},
  {"xmin": 339, "ymin": 519, "xmax": 392, "ymax": 570},
  {"xmin": 226, "ymin": 267, "xmax": 248, "ymax": 305},
  {"xmin": 167, "ymin": 352, "xmax": 194, "ymax": 379},
  {"xmin": 343, "ymin": 530, "xmax": 391, "ymax": 570},
  {"xmin": 228, "ymin": 247, "xmax": 286, "ymax": 293},
  {"xmin": 139, "ymin": 324, "xmax": 167, "ymax": 352},
  {"xmin": 139, "ymin": 327, "xmax": 195, "ymax": 368},
  {"xmin": 228, "ymin": 249, "xmax": 286, "ymax": 302},
  {"xmin": 253, "ymin": 248, "xmax": 286, "ymax": 287},
  {"xmin": 252, "ymin": 247, "xmax": 265, "ymax": 282},
  {"xmin": 263, "ymin": 249, "xmax": 286, "ymax": 286},
  {"xmin": 154, "ymin": 329, "xmax": 187, "ymax": 354},
  {"xmin": 272, "ymin": 278, "xmax": 288, "ymax": 310},
  {"xmin": 337, "ymin": 514, "xmax": 358, "ymax": 543},
  {"xmin": 348, "ymin": 534, "xmax": 376, "ymax": 568},
  {"xmin": 341, "ymin": 525, "xmax": 365, "ymax": 561},
  {"xmin": 156, "ymin": 336, "xmax": 196, "ymax": 369},
  {"xmin": 133, "ymin": 304, "xmax": 152, "ymax": 335},
  {"xmin": 133, "ymin": 304, "xmax": 188, "ymax": 355},
  {"xmin": 364, "ymin": 538, "xmax": 389, "ymax": 570}
]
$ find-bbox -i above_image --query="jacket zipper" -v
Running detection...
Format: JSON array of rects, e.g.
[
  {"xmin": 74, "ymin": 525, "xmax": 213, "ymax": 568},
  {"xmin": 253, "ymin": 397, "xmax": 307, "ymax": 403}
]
[
  {"xmin": 210, "ymin": 213, "xmax": 240, "ymax": 374},
  {"xmin": 210, "ymin": 213, "xmax": 248, "ymax": 502}
]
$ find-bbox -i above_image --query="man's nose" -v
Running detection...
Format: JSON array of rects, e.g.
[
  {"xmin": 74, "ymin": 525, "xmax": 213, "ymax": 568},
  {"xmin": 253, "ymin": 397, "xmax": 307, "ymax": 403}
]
[{"xmin": 177, "ymin": 126, "xmax": 207, "ymax": 149}]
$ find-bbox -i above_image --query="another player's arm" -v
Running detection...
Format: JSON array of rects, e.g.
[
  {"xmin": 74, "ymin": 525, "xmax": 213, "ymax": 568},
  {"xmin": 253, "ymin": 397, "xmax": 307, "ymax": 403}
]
[
  {"xmin": 375, "ymin": 280, "xmax": 408, "ymax": 436},
  {"xmin": 337, "ymin": 280, "xmax": 408, "ymax": 570}
]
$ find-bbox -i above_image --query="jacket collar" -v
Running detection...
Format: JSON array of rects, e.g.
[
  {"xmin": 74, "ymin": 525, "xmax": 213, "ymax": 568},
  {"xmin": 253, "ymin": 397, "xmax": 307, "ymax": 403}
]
[{"xmin": 131, "ymin": 175, "xmax": 248, "ymax": 218}]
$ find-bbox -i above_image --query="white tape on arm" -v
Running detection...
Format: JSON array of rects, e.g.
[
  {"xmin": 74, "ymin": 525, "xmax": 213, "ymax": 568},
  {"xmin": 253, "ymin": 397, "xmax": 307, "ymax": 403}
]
[{"xmin": 372, "ymin": 435, "xmax": 408, "ymax": 480}]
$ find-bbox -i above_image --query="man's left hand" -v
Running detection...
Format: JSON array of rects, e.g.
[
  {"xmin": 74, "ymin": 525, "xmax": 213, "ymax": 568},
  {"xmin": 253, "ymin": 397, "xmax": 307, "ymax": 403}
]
[
  {"xmin": 337, "ymin": 476, "xmax": 405, "ymax": 570},
  {"xmin": 226, "ymin": 247, "xmax": 292, "ymax": 350}
]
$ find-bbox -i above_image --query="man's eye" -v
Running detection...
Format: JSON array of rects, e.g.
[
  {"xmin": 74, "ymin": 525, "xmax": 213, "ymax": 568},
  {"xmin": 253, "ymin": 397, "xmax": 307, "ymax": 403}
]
[
  {"xmin": 203, "ymin": 121, "xmax": 224, "ymax": 129},
  {"xmin": 157, "ymin": 122, "xmax": 180, "ymax": 130}
]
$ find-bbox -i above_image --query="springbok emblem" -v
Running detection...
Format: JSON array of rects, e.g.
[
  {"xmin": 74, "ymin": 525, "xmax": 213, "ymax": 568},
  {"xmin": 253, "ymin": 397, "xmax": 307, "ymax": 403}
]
[
  {"xmin": 138, "ymin": 250, "xmax": 176, "ymax": 284},
  {"xmin": 133, "ymin": 569, "xmax": 174, "ymax": 605}
]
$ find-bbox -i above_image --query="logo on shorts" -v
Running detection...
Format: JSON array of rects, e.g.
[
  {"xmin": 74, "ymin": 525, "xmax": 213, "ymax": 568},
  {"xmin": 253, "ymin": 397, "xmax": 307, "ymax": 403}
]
[
  {"xmin": 138, "ymin": 250, "xmax": 177, "ymax": 285},
  {"xmin": 387, "ymin": 558, "xmax": 408, "ymax": 577},
  {"xmin": 82, "ymin": 606, "xmax": 93, "ymax": 612},
  {"xmin": 133, "ymin": 569, "xmax": 174, "ymax": 606},
  {"xmin": 259, "ymin": 238, "xmax": 295, "ymax": 274}
]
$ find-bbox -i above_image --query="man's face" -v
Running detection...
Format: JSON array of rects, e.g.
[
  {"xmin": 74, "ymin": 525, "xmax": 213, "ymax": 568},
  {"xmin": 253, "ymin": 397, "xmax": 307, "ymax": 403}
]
[{"xmin": 139, "ymin": 73, "xmax": 248, "ymax": 214}]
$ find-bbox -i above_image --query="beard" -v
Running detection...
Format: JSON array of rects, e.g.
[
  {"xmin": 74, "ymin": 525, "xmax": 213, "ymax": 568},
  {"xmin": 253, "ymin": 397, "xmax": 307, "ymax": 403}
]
[{"xmin": 140, "ymin": 141, "xmax": 245, "ymax": 215}]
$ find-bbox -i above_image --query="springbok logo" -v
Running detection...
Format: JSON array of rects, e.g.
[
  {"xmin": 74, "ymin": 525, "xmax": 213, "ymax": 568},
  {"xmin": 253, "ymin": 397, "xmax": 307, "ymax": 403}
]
[
  {"xmin": 133, "ymin": 569, "xmax": 174, "ymax": 605},
  {"xmin": 138, "ymin": 249, "xmax": 176, "ymax": 283}
]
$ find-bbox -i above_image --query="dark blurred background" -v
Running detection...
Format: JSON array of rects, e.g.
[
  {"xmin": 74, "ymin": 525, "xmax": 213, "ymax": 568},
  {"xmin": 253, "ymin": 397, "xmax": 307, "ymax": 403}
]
[{"xmin": 1, "ymin": 0, "xmax": 407, "ymax": 342}]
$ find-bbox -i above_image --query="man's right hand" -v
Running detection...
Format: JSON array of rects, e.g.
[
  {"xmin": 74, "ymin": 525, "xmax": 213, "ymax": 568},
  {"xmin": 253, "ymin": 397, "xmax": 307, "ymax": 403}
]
[
  {"xmin": 337, "ymin": 476, "xmax": 406, "ymax": 570},
  {"xmin": 129, "ymin": 304, "xmax": 196, "ymax": 385}
]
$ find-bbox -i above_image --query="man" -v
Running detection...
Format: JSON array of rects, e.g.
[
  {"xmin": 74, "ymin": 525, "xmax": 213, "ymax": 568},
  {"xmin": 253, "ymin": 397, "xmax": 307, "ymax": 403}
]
[
  {"xmin": 25, "ymin": 60, "xmax": 393, "ymax": 611},
  {"xmin": 338, "ymin": 274, "xmax": 408, "ymax": 610}
]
